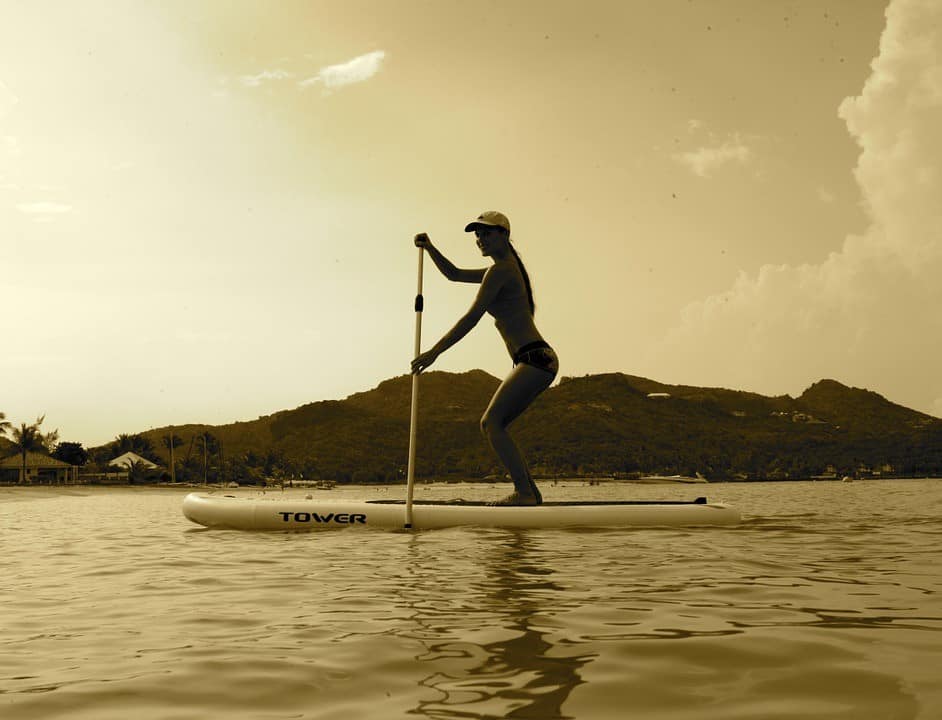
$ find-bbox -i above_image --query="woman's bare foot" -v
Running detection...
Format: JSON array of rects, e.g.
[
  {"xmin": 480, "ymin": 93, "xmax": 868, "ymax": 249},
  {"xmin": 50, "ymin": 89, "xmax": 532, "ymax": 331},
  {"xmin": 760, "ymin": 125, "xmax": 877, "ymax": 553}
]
[{"xmin": 487, "ymin": 491, "xmax": 541, "ymax": 506}]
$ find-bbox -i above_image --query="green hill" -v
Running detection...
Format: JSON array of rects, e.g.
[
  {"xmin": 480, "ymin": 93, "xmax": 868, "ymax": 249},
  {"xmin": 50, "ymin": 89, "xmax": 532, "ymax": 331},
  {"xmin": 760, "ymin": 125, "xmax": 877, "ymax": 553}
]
[{"xmin": 104, "ymin": 371, "xmax": 942, "ymax": 483}]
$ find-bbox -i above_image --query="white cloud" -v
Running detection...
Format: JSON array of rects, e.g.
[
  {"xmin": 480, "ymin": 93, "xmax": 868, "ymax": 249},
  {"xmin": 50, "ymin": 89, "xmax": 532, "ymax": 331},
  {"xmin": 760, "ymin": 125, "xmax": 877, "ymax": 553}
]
[
  {"xmin": 299, "ymin": 50, "xmax": 386, "ymax": 90},
  {"xmin": 240, "ymin": 69, "xmax": 294, "ymax": 87},
  {"xmin": 2, "ymin": 135, "xmax": 20, "ymax": 156},
  {"xmin": 0, "ymin": 79, "xmax": 17, "ymax": 118},
  {"xmin": 653, "ymin": 0, "xmax": 942, "ymax": 415},
  {"xmin": 673, "ymin": 134, "xmax": 752, "ymax": 177},
  {"xmin": 816, "ymin": 186, "xmax": 836, "ymax": 204},
  {"xmin": 17, "ymin": 201, "xmax": 73, "ymax": 215}
]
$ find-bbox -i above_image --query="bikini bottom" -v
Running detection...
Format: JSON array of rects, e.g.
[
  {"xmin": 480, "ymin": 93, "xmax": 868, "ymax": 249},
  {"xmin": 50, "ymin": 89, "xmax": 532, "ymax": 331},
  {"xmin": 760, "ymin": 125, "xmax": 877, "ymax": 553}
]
[{"xmin": 512, "ymin": 341, "xmax": 559, "ymax": 377}]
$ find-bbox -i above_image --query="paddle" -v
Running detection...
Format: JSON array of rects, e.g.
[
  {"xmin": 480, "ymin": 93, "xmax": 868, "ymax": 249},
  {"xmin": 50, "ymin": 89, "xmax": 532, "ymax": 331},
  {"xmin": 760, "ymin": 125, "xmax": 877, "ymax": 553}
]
[{"xmin": 404, "ymin": 244, "xmax": 424, "ymax": 528}]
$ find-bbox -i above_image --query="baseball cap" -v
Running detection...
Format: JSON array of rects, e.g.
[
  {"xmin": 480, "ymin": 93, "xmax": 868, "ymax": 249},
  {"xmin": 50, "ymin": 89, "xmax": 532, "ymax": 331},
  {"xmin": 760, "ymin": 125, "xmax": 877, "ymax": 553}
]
[{"xmin": 464, "ymin": 210, "xmax": 511, "ymax": 234}]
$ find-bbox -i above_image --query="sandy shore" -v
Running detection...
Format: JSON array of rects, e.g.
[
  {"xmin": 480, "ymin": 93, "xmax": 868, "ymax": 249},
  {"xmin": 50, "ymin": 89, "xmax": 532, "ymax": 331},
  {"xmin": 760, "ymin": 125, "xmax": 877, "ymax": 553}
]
[{"xmin": 0, "ymin": 484, "xmax": 202, "ymax": 502}]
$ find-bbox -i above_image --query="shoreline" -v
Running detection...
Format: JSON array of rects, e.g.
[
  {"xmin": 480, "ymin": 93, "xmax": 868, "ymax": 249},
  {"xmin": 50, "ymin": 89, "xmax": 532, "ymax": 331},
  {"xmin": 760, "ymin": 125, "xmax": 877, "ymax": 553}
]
[{"xmin": 1, "ymin": 475, "xmax": 939, "ymax": 495}]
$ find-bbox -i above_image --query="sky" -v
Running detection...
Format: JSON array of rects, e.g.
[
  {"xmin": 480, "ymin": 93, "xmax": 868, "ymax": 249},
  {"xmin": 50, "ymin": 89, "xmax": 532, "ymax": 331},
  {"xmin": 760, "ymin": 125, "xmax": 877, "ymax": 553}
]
[{"xmin": 2, "ymin": 0, "xmax": 940, "ymax": 448}]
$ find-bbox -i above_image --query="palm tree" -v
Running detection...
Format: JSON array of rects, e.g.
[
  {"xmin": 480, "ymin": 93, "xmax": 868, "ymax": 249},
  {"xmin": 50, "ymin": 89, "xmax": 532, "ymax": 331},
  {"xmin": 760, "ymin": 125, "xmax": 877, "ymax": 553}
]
[
  {"xmin": 0, "ymin": 412, "xmax": 11, "ymax": 476},
  {"xmin": 193, "ymin": 432, "xmax": 219, "ymax": 485},
  {"xmin": 161, "ymin": 430, "xmax": 183, "ymax": 483},
  {"xmin": 111, "ymin": 433, "xmax": 156, "ymax": 459},
  {"xmin": 126, "ymin": 458, "xmax": 153, "ymax": 484},
  {"xmin": 112, "ymin": 433, "xmax": 135, "ymax": 454},
  {"xmin": 10, "ymin": 416, "xmax": 58, "ymax": 485}
]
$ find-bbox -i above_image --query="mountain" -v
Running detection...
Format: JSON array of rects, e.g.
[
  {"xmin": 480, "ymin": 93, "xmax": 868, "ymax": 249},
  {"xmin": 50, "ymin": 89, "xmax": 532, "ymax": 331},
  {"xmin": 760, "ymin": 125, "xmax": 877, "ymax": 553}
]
[
  {"xmin": 797, "ymin": 379, "xmax": 931, "ymax": 432},
  {"xmin": 112, "ymin": 372, "xmax": 941, "ymax": 482}
]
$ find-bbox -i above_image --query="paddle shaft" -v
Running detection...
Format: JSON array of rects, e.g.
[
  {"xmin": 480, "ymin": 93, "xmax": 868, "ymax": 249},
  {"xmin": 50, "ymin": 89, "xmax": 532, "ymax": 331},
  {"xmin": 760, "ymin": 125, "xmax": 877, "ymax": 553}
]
[{"xmin": 404, "ymin": 246, "xmax": 424, "ymax": 528}]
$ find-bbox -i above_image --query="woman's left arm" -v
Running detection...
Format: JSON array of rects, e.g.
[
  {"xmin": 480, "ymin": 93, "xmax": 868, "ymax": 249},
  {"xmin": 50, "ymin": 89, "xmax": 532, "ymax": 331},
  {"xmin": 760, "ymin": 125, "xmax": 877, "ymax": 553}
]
[{"xmin": 411, "ymin": 266, "xmax": 507, "ymax": 373}]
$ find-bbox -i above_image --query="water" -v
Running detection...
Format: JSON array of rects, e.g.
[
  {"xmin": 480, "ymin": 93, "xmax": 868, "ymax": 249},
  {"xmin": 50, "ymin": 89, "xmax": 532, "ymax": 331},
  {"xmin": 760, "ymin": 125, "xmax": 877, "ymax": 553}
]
[{"xmin": 1, "ymin": 479, "xmax": 940, "ymax": 719}]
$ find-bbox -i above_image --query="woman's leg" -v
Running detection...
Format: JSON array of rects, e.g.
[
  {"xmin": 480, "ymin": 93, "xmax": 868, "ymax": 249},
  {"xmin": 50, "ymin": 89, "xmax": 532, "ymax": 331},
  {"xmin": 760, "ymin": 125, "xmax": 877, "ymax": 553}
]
[{"xmin": 481, "ymin": 364, "xmax": 554, "ymax": 499}]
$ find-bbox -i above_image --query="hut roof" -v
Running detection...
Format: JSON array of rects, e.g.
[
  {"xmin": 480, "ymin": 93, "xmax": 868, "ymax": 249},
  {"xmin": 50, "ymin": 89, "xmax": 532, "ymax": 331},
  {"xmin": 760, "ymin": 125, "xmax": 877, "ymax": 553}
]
[
  {"xmin": 108, "ymin": 451, "xmax": 158, "ymax": 469},
  {"xmin": 0, "ymin": 451, "xmax": 73, "ymax": 468}
]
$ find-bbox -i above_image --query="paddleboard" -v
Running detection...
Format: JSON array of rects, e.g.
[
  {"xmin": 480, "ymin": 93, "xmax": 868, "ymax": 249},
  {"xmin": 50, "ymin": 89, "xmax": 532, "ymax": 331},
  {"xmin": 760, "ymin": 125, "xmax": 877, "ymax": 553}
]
[{"xmin": 182, "ymin": 492, "xmax": 740, "ymax": 530}]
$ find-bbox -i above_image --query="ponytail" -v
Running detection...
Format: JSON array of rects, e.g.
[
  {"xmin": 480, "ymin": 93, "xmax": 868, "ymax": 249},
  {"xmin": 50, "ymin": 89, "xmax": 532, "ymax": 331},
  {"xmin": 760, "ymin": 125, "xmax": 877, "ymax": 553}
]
[{"xmin": 508, "ymin": 243, "xmax": 535, "ymax": 315}]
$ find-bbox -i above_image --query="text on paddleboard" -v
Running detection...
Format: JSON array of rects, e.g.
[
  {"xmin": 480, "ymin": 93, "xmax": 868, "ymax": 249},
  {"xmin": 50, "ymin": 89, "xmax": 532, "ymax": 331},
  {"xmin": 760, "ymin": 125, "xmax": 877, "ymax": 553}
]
[{"xmin": 278, "ymin": 511, "xmax": 366, "ymax": 524}]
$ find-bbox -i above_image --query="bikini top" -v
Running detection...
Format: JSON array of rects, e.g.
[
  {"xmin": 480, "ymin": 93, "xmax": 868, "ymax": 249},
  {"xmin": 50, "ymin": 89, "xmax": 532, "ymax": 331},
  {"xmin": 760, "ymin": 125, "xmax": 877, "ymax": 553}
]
[{"xmin": 485, "ymin": 265, "xmax": 540, "ymax": 355}]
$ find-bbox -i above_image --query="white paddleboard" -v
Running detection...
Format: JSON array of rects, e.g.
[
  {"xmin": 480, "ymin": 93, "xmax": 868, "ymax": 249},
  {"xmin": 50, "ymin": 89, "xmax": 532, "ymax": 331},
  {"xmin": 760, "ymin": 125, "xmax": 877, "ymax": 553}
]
[{"xmin": 182, "ymin": 492, "xmax": 740, "ymax": 530}]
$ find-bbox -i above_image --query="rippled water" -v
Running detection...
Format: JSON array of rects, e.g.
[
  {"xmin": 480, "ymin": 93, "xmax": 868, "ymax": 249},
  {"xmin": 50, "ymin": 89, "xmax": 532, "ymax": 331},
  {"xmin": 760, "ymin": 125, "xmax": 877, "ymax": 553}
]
[{"xmin": 2, "ymin": 479, "xmax": 940, "ymax": 719}]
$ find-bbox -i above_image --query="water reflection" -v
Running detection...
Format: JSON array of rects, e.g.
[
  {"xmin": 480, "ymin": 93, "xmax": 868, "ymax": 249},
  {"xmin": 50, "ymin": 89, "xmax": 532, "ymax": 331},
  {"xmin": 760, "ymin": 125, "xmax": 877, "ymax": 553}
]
[{"xmin": 403, "ymin": 531, "xmax": 594, "ymax": 719}]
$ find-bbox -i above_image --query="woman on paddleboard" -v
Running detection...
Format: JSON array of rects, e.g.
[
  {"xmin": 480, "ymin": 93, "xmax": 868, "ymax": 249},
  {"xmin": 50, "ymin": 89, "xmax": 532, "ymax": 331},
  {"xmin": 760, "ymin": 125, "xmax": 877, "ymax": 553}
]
[{"xmin": 412, "ymin": 211, "xmax": 558, "ymax": 506}]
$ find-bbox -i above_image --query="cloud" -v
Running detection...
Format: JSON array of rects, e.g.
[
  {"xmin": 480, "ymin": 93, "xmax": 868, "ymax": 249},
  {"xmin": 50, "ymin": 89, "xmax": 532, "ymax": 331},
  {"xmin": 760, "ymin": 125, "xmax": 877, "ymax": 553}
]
[
  {"xmin": 17, "ymin": 201, "xmax": 73, "ymax": 216},
  {"xmin": 673, "ymin": 134, "xmax": 753, "ymax": 177},
  {"xmin": 240, "ymin": 69, "xmax": 294, "ymax": 87},
  {"xmin": 816, "ymin": 187, "xmax": 836, "ymax": 204},
  {"xmin": 2, "ymin": 135, "xmax": 20, "ymax": 156},
  {"xmin": 653, "ymin": 0, "xmax": 942, "ymax": 416},
  {"xmin": 0, "ymin": 79, "xmax": 17, "ymax": 118},
  {"xmin": 299, "ymin": 50, "xmax": 386, "ymax": 90}
]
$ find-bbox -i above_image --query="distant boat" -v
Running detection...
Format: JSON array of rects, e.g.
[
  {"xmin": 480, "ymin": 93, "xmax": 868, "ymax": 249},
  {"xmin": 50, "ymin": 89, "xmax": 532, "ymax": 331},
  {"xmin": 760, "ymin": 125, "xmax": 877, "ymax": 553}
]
[{"xmin": 636, "ymin": 474, "xmax": 709, "ymax": 484}]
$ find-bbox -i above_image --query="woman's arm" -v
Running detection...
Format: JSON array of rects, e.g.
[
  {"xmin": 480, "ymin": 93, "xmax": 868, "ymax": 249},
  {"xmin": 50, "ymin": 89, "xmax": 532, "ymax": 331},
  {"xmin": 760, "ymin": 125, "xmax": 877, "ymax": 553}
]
[
  {"xmin": 415, "ymin": 234, "xmax": 486, "ymax": 283},
  {"xmin": 411, "ymin": 265, "xmax": 507, "ymax": 373}
]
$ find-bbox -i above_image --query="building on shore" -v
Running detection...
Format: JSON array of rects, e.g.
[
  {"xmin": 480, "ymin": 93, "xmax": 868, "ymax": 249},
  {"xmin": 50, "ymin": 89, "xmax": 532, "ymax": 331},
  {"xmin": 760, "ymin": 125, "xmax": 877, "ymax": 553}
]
[
  {"xmin": 0, "ymin": 452, "xmax": 79, "ymax": 484},
  {"xmin": 108, "ymin": 451, "xmax": 158, "ymax": 470}
]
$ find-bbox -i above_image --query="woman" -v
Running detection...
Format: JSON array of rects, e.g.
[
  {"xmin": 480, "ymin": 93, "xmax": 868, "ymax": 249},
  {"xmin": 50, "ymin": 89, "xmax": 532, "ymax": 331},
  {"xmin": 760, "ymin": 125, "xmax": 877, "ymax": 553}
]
[{"xmin": 411, "ymin": 211, "xmax": 558, "ymax": 506}]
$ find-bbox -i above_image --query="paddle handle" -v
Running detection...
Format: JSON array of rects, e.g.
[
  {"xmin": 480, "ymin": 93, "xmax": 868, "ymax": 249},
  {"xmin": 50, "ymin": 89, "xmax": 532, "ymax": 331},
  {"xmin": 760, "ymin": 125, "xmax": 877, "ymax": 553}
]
[{"xmin": 405, "ymin": 246, "xmax": 424, "ymax": 528}]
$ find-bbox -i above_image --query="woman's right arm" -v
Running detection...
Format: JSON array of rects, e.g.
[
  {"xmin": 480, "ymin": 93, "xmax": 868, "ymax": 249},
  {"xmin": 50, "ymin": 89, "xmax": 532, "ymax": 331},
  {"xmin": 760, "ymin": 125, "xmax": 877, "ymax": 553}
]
[{"xmin": 414, "ymin": 234, "xmax": 486, "ymax": 283}]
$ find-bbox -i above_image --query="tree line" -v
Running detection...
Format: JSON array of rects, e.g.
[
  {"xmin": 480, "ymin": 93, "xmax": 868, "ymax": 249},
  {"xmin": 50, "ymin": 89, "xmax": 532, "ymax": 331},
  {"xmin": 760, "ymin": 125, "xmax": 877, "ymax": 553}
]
[
  {"xmin": 0, "ymin": 411, "xmax": 324, "ymax": 486},
  {"xmin": 5, "ymin": 369, "xmax": 942, "ymax": 485}
]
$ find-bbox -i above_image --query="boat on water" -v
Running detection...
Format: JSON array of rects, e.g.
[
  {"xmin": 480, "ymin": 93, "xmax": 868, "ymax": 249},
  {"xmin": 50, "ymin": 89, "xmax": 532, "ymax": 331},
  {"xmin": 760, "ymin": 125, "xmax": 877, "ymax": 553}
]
[{"xmin": 182, "ymin": 492, "xmax": 740, "ymax": 530}]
